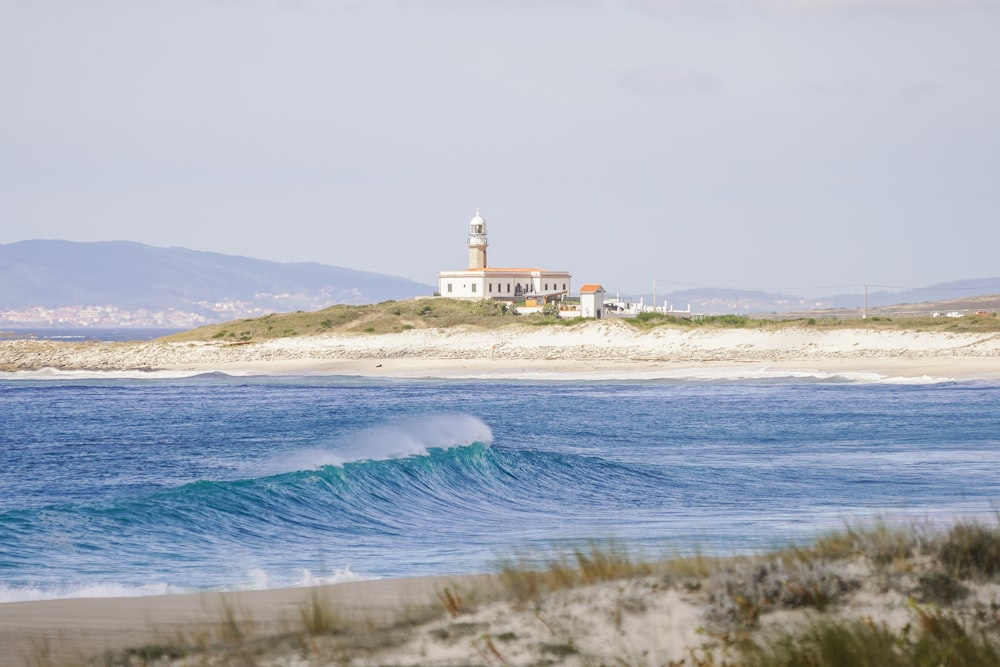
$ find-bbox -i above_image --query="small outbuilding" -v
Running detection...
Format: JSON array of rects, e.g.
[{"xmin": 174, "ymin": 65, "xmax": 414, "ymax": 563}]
[{"xmin": 579, "ymin": 284, "xmax": 606, "ymax": 319}]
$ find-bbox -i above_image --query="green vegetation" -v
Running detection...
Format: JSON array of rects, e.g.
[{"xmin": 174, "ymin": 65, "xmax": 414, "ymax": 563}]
[
  {"xmin": 939, "ymin": 522, "xmax": 1000, "ymax": 578},
  {"xmin": 498, "ymin": 541, "xmax": 654, "ymax": 607},
  {"xmin": 736, "ymin": 611, "xmax": 1000, "ymax": 667},
  {"xmin": 59, "ymin": 521, "xmax": 1000, "ymax": 667},
  {"xmin": 158, "ymin": 298, "xmax": 1000, "ymax": 343},
  {"xmin": 162, "ymin": 298, "xmax": 522, "ymax": 342}
]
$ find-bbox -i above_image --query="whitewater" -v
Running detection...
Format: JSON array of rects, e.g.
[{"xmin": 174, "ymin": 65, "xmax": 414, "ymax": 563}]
[{"xmin": 2, "ymin": 372, "xmax": 999, "ymax": 603}]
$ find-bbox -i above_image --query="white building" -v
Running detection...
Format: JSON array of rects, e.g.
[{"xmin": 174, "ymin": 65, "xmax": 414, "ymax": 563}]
[
  {"xmin": 438, "ymin": 210, "xmax": 571, "ymax": 304},
  {"xmin": 579, "ymin": 284, "xmax": 606, "ymax": 319}
]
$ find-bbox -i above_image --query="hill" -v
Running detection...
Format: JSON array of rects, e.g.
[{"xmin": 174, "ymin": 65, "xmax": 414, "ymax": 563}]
[
  {"xmin": 158, "ymin": 297, "xmax": 1000, "ymax": 344},
  {"xmin": 644, "ymin": 279, "xmax": 1000, "ymax": 315},
  {"xmin": 0, "ymin": 240, "xmax": 434, "ymax": 327}
]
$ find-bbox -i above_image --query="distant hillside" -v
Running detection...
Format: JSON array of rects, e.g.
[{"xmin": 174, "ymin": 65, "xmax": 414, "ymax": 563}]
[
  {"xmin": 0, "ymin": 240, "xmax": 434, "ymax": 327},
  {"xmin": 821, "ymin": 279, "xmax": 1000, "ymax": 310},
  {"xmin": 630, "ymin": 279, "xmax": 1000, "ymax": 315}
]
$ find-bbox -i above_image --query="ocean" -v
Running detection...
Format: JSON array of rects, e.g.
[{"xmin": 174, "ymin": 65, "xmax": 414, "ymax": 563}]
[
  {"xmin": 1, "ymin": 370, "xmax": 998, "ymax": 603},
  {"xmin": 0, "ymin": 328, "xmax": 184, "ymax": 342}
]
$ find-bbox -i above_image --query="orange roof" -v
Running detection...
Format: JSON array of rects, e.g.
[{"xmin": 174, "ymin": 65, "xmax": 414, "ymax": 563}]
[{"xmin": 579, "ymin": 284, "xmax": 605, "ymax": 293}]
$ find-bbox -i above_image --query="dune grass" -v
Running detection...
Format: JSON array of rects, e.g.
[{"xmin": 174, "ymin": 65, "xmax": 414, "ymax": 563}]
[
  {"xmin": 496, "ymin": 541, "xmax": 655, "ymax": 608},
  {"xmin": 159, "ymin": 298, "xmax": 1000, "ymax": 343},
  {"xmin": 34, "ymin": 521, "xmax": 1000, "ymax": 666},
  {"xmin": 734, "ymin": 610, "xmax": 1000, "ymax": 667},
  {"xmin": 161, "ymin": 298, "xmax": 519, "ymax": 342}
]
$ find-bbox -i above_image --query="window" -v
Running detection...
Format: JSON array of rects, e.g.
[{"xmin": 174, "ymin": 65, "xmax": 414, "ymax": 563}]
[
  {"xmin": 562, "ymin": 284, "xmax": 566, "ymax": 291},
  {"xmin": 447, "ymin": 283, "xmax": 452, "ymax": 293},
  {"xmin": 489, "ymin": 284, "xmax": 493, "ymax": 293},
  {"xmin": 472, "ymin": 284, "xmax": 477, "ymax": 293},
  {"xmin": 506, "ymin": 284, "xmax": 510, "ymax": 293}
]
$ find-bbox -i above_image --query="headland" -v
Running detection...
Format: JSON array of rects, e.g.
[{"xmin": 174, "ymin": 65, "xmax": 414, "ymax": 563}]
[{"xmin": 2, "ymin": 319, "xmax": 1000, "ymax": 381}]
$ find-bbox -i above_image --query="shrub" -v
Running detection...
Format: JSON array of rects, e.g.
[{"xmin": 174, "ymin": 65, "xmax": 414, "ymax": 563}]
[
  {"xmin": 476, "ymin": 299, "xmax": 515, "ymax": 317},
  {"xmin": 918, "ymin": 571, "xmax": 969, "ymax": 604},
  {"xmin": 741, "ymin": 618, "xmax": 908, "ymax": 667},
  {"xmin": 939, "ymin": 522, "xmax": 1000, "ymax": 578},
  {"xmin": 707, "ymin": 314, "xmax": 750, "ymax": 328},
  {"xmin": 540, "ymin": 302, "xmax": 560, "ymax": 317}
]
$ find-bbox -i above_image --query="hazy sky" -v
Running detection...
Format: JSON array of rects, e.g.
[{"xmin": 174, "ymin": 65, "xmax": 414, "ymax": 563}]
[{"xmin": 3, "ymin": 0, "xmax": 999, "ymax": 297}]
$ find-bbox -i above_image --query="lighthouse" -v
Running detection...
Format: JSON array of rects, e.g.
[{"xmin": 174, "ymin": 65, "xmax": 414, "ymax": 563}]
[
  {"xmin": 439, "ymin": 209, "xmax": 571, "ymax": 301},
  {"xmin": 467, "ymin": 209, "xmax": 488, "ymax": 269}
]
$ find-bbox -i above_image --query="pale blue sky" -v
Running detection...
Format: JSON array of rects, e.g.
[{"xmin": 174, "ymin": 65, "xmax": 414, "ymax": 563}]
[{"xmin": 2, "ymin": 0, "xmax": 998, "ymax": 296}]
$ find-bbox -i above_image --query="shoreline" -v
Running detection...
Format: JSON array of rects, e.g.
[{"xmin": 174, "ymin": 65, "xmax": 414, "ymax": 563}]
[
  {"xmin": 0, "ymin": 573, "xmax": 491, "ymax": 667},
  {"xmin": 2, "ymin": 321, "xmax": 1000, "ymax": 381},
  {"xmin": 5, "ymin": 532, "xmax": 1000, "ymax": 667}
]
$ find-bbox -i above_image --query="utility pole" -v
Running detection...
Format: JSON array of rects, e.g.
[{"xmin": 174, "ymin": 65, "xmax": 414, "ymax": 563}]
[
  {"xmin": 652, "ymin": 278, "xmax": 656, "ymax": 314},
  {"xmin": 864, "ymin": 284, "xmax": 868, "ymax": 320}
]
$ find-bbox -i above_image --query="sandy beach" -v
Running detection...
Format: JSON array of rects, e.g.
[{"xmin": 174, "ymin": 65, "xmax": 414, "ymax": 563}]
[
  {"xmin": 5, "ymin": 531, "xmax": 1000, "ymax": 666},
  {"xmin": 3, "ymin": 320, "xmax": 1000, "ymax": 381},
  {"xmin": 4, "ymin": 321, "xmax": 1000, "ymax": 666},
  {"xmin": 0, "ymin": 574, "xmax": 507, "ymax": 667}
]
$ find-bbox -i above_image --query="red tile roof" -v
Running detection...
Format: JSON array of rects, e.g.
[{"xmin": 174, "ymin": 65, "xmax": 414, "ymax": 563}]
[{"xmin": 579, "ymin": 284, "xmax": 605, "ymax": 293}]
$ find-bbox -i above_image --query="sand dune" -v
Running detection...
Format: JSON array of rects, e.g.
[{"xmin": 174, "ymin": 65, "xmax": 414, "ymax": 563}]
[
  {"xmin": 5, "ymin": 535, "xmax": 1000, "ymax": 666},
  {"xmin": 3, "ymin": 320, "xmax": 1000, "ymax": 380}
]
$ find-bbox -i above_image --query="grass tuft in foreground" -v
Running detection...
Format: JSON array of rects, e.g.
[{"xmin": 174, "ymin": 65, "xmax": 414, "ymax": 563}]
[
  {"xmin": 939, "ymin": 521, "xmax": 1000, "ymax": 578},
  {"xmin": 44, "ymin": 521, "xmax": 1000, "ymax": 666},
  {"xmin": 497, "ymin": 540, "xmax": 653, "ymax": 607},
  {"xmin": 737, "ymin": 607, "xmax": 1000, "ymax": 667}
]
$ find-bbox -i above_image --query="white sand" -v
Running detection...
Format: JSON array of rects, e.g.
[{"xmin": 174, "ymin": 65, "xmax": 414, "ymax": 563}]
[
  {"xmin": 3, "ymin": 320, "xmax": 1000, "ymax": 380},
  {"xmin": 4, "ymin": 555, "xmax": 992, "ymax": 666},
  {"xmin": 0, "ymin": 574, "xmax": 489, "ymax": 667}
]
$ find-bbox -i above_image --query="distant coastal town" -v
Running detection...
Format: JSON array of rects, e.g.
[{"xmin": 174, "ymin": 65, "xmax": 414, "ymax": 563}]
[
  {"xmin": 0, "ymin": 301, "xmax": 266, "ymax": 329},
  {"xmin": 3, "ymin": 210, "xmax": 994, "ymax": 330}
]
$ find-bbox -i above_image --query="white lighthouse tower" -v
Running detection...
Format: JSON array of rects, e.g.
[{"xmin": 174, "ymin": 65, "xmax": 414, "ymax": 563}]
[
  {"xmin": 467, "ymin": 209, "xmax": 488, "ymax": 269},
  {"xmin": 438, "ymin": 208, "xmax": 571, "ymax": 301}
]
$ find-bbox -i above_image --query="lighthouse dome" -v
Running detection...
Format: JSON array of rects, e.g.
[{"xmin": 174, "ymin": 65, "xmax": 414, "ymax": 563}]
[{"xmin": 470, "ymin": 209, "xmax": 486, "ymax": 230}]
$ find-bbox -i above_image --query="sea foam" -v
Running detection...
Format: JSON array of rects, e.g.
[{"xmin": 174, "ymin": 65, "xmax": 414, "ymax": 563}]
[
  {"xmin": 272, "ymin": 413, "xmax": 494, "ymax": 473},
  {"xmin": 0, "ymin": 581, "xmax": 190, "ymax": 604}
]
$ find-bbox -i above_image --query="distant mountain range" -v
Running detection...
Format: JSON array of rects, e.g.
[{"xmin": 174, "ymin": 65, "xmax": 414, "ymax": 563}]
[
  {"xmin": 2, "ymin": 240, "xmax": 999, "ymax": 327},
  {"xmin": 0, "ymin": 240, "xmax": 434, "ymax": 328},
  {"xmin": 619, "ymin": 280, "xmax": 1000, "ymax": 316}
]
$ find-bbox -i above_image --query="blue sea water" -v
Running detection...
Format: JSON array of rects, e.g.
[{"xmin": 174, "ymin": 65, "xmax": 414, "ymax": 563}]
[
  {"xmin": 1, "ymin": 371, "xmax": 999, "ymax": 603},
  {"xmin": 0, "ymin": 328, "xmax": 183, "ymax": 342}
]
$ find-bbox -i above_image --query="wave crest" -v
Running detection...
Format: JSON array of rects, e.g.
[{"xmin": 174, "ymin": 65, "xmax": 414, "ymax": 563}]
[{"xmin": 278, "ymin": 413, "xmax": 493, "ymax": 473}]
